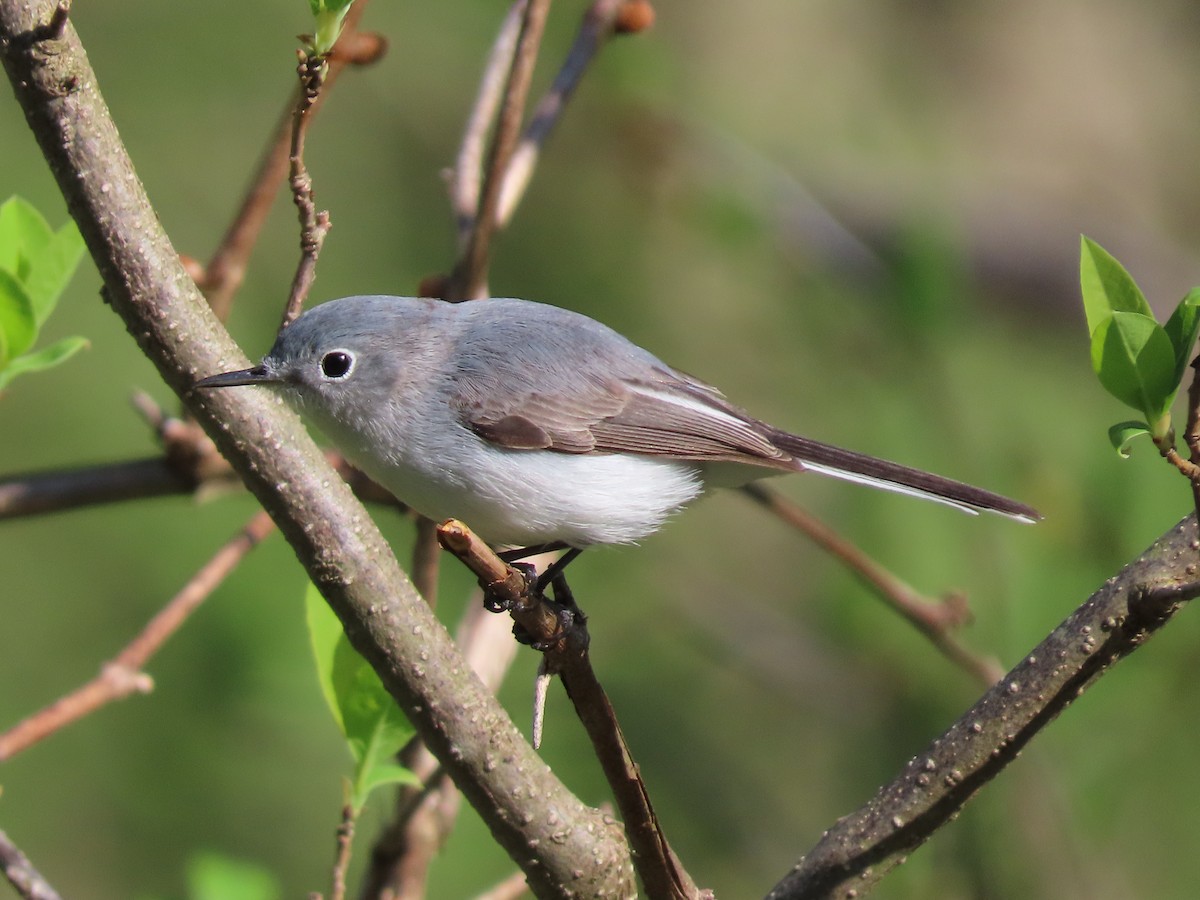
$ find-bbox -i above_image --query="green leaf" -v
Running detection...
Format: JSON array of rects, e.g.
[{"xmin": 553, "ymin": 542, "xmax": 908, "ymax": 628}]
[
  {"xmin": 24, "ymin": 221, "xmax": 85, "ymax": 327},
  {"xmin": 0, "ymin": 269, "xmax": 36, "ymax": 361},
  {"xmin": 0, "ymin": 336, "xmax": 89, "ymax": 392},
  {"xmin": 1164, "ymin": 287, "xmax": 1200, "ymax": 383},
  {"xmin": 186, "ymin": 852, "xmax": 281, "ymax": 900},
  {"xmin": 1080, "ymin": 236, "xmax": 1155, "ymax": 337},
  {"xmin": 1090, "ymin": 310, "xmax": 1178, "ymax": 418},
  {"xmin": 0, "ymin": 196, "xmax": 52, "ymax": 279},
  {"xmin": 355, "ymin": 759, "xmax": 421, "ymax": 801},
  {"xmin": 305, "ymin": 583, "xmax": 417, "ymax": 812},
  {"xmin": 306, "ymin": 0, "xmax": 355, "ymax": 54},
  {"xmin": 1108, "ymin": 421, "xmax": 1152, "ymax": 458}
]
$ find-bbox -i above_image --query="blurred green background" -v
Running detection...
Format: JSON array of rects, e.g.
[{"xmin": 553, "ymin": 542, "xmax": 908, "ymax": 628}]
[{"xmin": 3, "ymin": 1, "xmax": 1200, "ymax": 897}]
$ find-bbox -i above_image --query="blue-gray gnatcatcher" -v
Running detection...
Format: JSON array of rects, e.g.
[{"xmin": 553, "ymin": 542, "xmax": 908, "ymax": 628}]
[{"xmin": 195, "ymin": 295, "xmax": 1038, "ymax": 556}]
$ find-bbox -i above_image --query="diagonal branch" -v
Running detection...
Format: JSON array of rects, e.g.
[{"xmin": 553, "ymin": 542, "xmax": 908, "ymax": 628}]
[
  {"xmin": 768, "ymin": 513, "xmax": 1200, "ymax": 899},
  {"xmin": 438, "ymin": 520, "xmax": 703, "ymax": 899},
  {"xmin": 0, "ymin": 510, "xmax": 275, "ymax": 761},
  {"xmin": 741, "ymin": 483, "xmax": 1004, "ymax": 686},
  {"xmin": 446, "ymin": 0, "xmax": 552, "ymax": 301},
  {"xmin": 0, "ymin": 5, "xmax": 629, "ymax": 895},
  {"xmin": 0, "ymin": 829, "xmax": 61, "ymax": 900}
]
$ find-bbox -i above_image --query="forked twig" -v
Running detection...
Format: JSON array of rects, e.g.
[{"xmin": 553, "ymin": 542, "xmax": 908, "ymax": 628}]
[
  {"xmin": 497, "ymin": 0, "xmax": 633, "ymax": 226},
  {"xmin": 0, "ymin": 510, "xmax": 275, "ymax": 761},
  {"xmin": 451, "ymin": 0, "xmax": 527, "ymax": 252},
  {"xmin": 446, "ymin": 0, "xmax": 552, "ymax": 301}
]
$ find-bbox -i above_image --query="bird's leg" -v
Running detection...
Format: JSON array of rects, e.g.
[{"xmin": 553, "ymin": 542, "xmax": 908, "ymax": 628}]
[
  {"xmin": 534, "ymin": 547, "xmax": 583, "ymax": 593},
  {"xmin": 497, "ymin": 542, "xmax": 569, "ymax": 563},
  {"xmin": 547, "ymin": 570, "xmax": 589, "ymax": 649}
]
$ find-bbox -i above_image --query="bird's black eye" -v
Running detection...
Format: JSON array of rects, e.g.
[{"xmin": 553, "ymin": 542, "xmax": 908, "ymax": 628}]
[{"xmin": 320, "ymin": 350, "xmax": 355, "ymax": 380}]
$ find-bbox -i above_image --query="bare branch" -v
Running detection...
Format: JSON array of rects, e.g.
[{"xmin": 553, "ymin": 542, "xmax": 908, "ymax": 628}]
[
  {"xmin": 200, "ymin": 2, "xmax": 381, "ymax": 322},
  {"xmin": 769, "ymin": 513, "xmax": 1200, "ymax": 898},
  {"xmin": 410, "ymin": 516, "xmax": 442, "ymax": 606},
  {"xmin": 280, "ymin": 51, "xmax": 333, "ymax": 328},
  {"xmin": 450, "ymin": 0, "xmax": 527, "ymax": 251},
  {"xmin": 330, "ymin": 803, "xmax": 356, "ymax": 900},
  {"xmin": 0, "ymin": 829, "xmax": 62, "ymax": 900},
  {"xmin": 497, "ymin": 0, "xmax": 628, "ymax": 226},
  {"xmin": 0, "ymin": 510, "xmax": 275, "ymax": 761},
  {"xmin": 437, "ymin": 519, "xmax": 704, "ymax": 899},
  {"xmin": 742, "ymin": 483, "xmax": 1004, "ymax": 686},
  {"xmin": 446, "ymin": 0, "xmax": 552, "ymax": 301},
  {"xmin": 0, "ymin": 7, "xmax": 628, "ymax": 894},
  {"xmin": 0, "ymin": 457, "xmax": 194, "ymax": 519},
  {"xmin": 472, "ymin": 871, "xmax": 531, "ymax": 900},
  {"xmin": 360, "ymin": 604, "xmax": 519, "ymax": 900}
]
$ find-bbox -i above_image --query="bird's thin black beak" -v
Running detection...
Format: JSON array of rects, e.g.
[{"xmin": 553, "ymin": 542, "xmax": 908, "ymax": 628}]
[{"xmin": 193, "ymin": 364, "xmax": 276, "ymax": 390}]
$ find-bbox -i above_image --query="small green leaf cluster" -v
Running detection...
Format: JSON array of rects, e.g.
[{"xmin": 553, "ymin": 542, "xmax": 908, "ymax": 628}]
[
  {"xmin": 0, "ymin": 196, "xmax": 88, "ymax": 393},
  {"xmin": 306, "ymin": 583, "xmax": 419, "ymax": 814},
  {"xmin": 306, "ymin": 0, "xmax": 357, "ymax": 56},
  {"xmin": 1080, "ymin": 236, "xmax": 1200, "ymax": 456}
]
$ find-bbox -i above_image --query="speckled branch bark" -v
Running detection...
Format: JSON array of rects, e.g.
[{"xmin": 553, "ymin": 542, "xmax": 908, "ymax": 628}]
[
  {"xmin": 0, "ymin": 3, "xmax": 630, "ymax": 895},
  {"xmin": 769, "ymin": 513, "xmax": 1200, "ymax": 899}
]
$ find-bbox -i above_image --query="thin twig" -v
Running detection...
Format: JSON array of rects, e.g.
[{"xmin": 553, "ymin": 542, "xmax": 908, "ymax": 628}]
[
  {"xmin": 450, "ymin": 0, "xmax": 528, "ymax": 253},
  {"xmin": 1181, "ymin": 355, "xmax": 1200, "ymax": 518},
  {"xmin": 741, "ymin": 482, "xmax": 1004, "ymax": 686},
  {"xmin": 410, "ymin": 516, "xmax": 442, "ymax": 607},
  {"xmin": 436, "ymin": 519, "xmax": 703, "ymax": 900},
  {"xmin": 497, "ymin": 0, "xmax": 627, "ymax": 226},
  {"xmin": 446, "ymin": 0, "xmax": 552, "ymax": 301},
  {"xmin": 200, "ymin": 2, "xmax": 380, "ymax": 322},
  {"xmin": 0, "ymin": 510, "xmax": 275, "ymax": 761},
  {"xmin": 0, "ymin": 829, "xmax": 62, "ymax": 900},
  {"xmin": 359, "ymin": 603, "xmax": 519, "ymax": 900},
  {"xmin": 331, "ymin": 803, "xmax": 356, "ymax": 900},
  {"xmin": 280, "ymin": 52, "xmax": 333, "ymax": 329}
]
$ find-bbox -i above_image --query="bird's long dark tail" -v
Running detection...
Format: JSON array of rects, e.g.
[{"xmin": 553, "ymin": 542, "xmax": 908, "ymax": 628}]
[{"xmin": 769, "ymin": 429, "xmax": 1040, "ymax": 523}]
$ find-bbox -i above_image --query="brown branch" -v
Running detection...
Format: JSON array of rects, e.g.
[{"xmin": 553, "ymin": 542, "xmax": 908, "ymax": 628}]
[
  {"xmin": 0, "ymin": 457, "xmax": 195, "ymax": 519},
  {"xmin": 0, "ymin": 829, "xmax": 61, "ymax": 900},
  {"xmin": 437, "ymin": 520, "xmax": 704, "ymax": 900},
  {"xmin": 280, "ymin": 51, "xmax": 333, "ymax": 329},
  {"xmin": 199, "ymin": 3, "xmax": 380, "ymax": 322},
  {"xmin": 0, "ymin": 509, "xmax": 275, "ymax": 761},
  {"xmin": 1, "ymin": 7, "xmax": 625, "ymax": 892},
  {"xmin": 450, "ymin": 0, "xmax": 527, "ymax": 253},
  {"xmin": 360, "ymin": 604, "xmax": 520, "ymax": 900},
  {"xmin": 472, "ymin": 871, "xmax": 531, "ymax": 900},
  {"xmin": 768, "ymin": 513, "xmax": 1200, "ymax": 899},
  {"xmin": 741, "ymin": 483, "xmax": 1004, "ymax": 686},
  {"xmin": 331, "ymin": 803, "xmax": 356, "ymax": 900},
  {"xmin": 496, "ymin": 0, "xmax": 629, "ymax": 226},
  {"xmin": 446, "ymin": 0, "xmax": 551, "ymax": 301},
  {"xmin": 410, "ymin": 516, "xmax": 442, "ymax": 607}
]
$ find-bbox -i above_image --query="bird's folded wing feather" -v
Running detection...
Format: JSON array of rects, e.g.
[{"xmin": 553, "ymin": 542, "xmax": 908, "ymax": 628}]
[{"xmin": 454, "ymin": 366, "xmax": 791, "ymax": 466}]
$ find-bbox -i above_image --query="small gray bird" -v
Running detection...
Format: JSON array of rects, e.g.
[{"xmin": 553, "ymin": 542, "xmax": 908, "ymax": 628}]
[{"xmin": 195, "ymin": 296, "xmax": 1038, "ymax": 555}]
